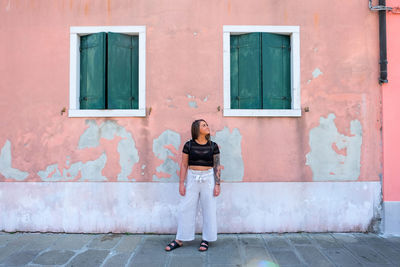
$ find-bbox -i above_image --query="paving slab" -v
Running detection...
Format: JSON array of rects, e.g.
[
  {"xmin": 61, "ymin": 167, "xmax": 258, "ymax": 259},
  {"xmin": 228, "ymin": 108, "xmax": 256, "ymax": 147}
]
[
  {"xmin": 0, "ymin": 233, "xmax": 19, "ymax": 247},
  {"xmin": 114, "ymin": 235, "xmax": 143, "ymax": 253},
  {"xmin": 295, "ymin": 246, "xmax": 334, "ymax": 267},
  {"xmin": 344, "ymin": 244, "xmax": 391, "ymax": 265},
  {"xmin": 263, "ymin": 234, "xmax": 292, "ymax": 250},
  {"xmin": 321, "ymin": 248, "xmax": 363, "ymax": 267},
  {"xmin": 331, "ymin": 233, "xmax": 360, "ymax": 244},
  {"xmin": 169, "ymin": 255, "xmax": 204, "ymax": 267},
  {"xmin": 307, "ymin": 233, "xmax": 342, "ymax": 249},
  {"xmin": 269, "ymin": 250, "xmax": 302, "ymax": 266},
  {"xmin": 243, "ymin": 245, "xmax": 274, "ymax": 266},
  {"xmin": 22, "ymin": 233, "xmax": 61, "ymax": 250},
  {"xmin": 50, "ymin": 233, "xmax": 96, "ymax": 250},
  {"xmin": 208, "ymin": 236, "xmax": 242, "ymax": 265},
  {"xmin": 238, "ymin": 234, "xmax": 265, "ymax": 247},
  {"xmin": 32, "ymin": 250, "xmax": 75, "ymax": 265},
  {"xmin": 1, "ymin": 249, "xmax": 41, "ymax": 266},
  {"xmin": 87, "ymin": 233, "xmax": 123, "ymax": 249},
  {"xmin": 286, "ymin": 233, "xmax": 312, "ymax": 245},
  {"xmin": 65, "ymin": 249, "xmax": 109, "ymax": 267},
  {"xmin": 103, "ymin": 252, "xmax": 132, "ymax": 267}
]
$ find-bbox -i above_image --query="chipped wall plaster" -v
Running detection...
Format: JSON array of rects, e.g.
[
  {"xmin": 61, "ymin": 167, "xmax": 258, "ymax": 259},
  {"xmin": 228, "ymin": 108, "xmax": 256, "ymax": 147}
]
[
  {"xmin": 213, "ymin": 127, "xmax": 244, "ymax": 182},
  {"xmin": 306, "ymin": 113, "xmax": 362, "ymax": 181},
  {"xmin": 0, "ymin": 140, "xmax": 29, "ymax": 181},
  {"xmin": 153, "ymin": 130, "xmax": 181, "ymax": 182}
]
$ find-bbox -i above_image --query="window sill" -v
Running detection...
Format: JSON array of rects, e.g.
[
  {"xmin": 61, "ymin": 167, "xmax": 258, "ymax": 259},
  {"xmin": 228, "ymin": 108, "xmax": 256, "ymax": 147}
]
[
  {"xmin": 223, "ymin": 109, "xmax": 302, "ymax": 117},
  {"xmin": 68, "ymin": 109, "xmax": 146, "ymax": 117}
]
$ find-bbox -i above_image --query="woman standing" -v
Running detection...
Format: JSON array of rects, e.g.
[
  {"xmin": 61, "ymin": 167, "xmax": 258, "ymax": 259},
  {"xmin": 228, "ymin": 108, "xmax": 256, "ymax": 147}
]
[{"xmin": 165, "ymin": 119, "xmax": 221, "ymax": 252}]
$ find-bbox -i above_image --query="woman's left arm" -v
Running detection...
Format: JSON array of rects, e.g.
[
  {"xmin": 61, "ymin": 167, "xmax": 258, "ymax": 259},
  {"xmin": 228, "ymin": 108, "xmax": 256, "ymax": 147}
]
[
  {"xmin": 213, "ymin": 153, "xmax": 221, "ymax": 197},
  {"xmin": 213, "ymin": 153, "xmax": 221, "ymax": 185}
]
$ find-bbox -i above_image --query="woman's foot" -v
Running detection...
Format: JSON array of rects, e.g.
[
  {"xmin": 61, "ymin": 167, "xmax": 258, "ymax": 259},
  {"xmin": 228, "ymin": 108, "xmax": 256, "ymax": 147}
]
[
  {"xmin": 198, "ymin": 240, "xmax": 209, "ymax": 251},
  {"xmin": 165, "ymin": 240, "xmax": 183, "ymax": 251}
]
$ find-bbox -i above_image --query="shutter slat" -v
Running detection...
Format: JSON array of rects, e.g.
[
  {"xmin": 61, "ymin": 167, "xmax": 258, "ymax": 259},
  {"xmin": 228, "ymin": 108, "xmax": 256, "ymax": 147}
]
[{"xmin": 79, "ymin": 32, "xmax": 106, "ymax": 109}]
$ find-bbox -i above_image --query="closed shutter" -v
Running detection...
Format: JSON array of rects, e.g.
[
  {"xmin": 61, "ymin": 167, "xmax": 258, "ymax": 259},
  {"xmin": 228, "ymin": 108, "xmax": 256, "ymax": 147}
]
[
  {"xmin": 261, "ymin": 33, "xmax": 291, "ymax": 109},
  {"xmin": 107, "ymin": 32, "xmax": 139, "ymax": 109},
  {"xmin": 230, "ymin": 33, "xmax": 262, "ymax": 109},
  {"xmin": 79, "ymin": 32, "xmax": 106, "ymax": 109}
]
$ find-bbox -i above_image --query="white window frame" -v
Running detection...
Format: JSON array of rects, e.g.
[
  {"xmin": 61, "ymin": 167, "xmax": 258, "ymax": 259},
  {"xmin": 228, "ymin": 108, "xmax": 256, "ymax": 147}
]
[
  {"xmin": 69, "ymin": 26, "xmax": 146, "ymax": 117},
  {"xmin": 223, "ymin": 25, "xmax": 301, "ymax": 117}
]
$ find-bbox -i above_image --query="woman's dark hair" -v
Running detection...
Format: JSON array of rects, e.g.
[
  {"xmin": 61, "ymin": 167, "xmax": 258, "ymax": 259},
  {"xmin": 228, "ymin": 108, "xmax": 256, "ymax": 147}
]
[{"xmin": 191, "ymin": 119, "xmax": 210, "ymax": 143}]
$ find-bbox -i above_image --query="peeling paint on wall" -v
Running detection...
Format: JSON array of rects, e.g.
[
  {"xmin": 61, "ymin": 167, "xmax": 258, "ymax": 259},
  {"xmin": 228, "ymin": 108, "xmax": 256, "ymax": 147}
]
[
  {"xmin": 0, "ymin": 140, "xmax": 29, "ymax": 180},
  {"xmin": 153, "ymin": 130, "xmax": 181, "ymax": 182},
  {"xmin": 306, "ymin": 113, "xmax": 362, "ymax": 181},
  {"xmin": 37, "ymin": 120, "xmax": 139, "ymax": 181},
  {"xmin": 188, "ymin": 101, "xmax": 198, "ymax": 108},
  {"xmin": 213, "ymin": 127, "xmax": 244, "ymax": 181},
  {"xmin": 38, "ymin": 153, "xmax": 108, "ymax": 182},
  {"xmin": 312, "ymin": 68, "xmax": 323, "ymax": 79},
  {"xmin": 79, "ymin": 120, "xmax": 139, "ymax": 181}
]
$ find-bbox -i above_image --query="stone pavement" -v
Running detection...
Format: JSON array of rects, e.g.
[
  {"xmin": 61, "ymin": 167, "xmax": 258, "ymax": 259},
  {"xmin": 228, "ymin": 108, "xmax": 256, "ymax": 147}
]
[{"xmin": 0, "ymin": 232, "xmax": 399, "ymax": 267}]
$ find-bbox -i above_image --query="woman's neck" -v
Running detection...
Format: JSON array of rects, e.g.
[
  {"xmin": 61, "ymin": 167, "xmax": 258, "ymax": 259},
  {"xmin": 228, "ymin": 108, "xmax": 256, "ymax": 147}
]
[{"xmin": 195, "ymin": 136, "xmax": 207, "ymax": 144}]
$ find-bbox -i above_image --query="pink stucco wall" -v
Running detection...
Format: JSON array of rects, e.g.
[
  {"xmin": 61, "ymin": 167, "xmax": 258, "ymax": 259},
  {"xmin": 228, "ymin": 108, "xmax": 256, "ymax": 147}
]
[
  {"xmin": 383, "ymin": 1, "xmax": 400, "ymax": 202},
  {"xmin": 0, "ymin": 0, "xmax": 382, "ymax": 183}
]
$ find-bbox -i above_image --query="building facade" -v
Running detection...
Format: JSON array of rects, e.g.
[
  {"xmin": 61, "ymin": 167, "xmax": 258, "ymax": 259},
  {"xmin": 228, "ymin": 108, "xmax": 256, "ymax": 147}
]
[
  {"xmin": 382, "ymin": 0, "xmax": 400, "ymax": 235},
  {"xmin": 0, "ymin": 0, "xmax": 386, "ymax": 233}
]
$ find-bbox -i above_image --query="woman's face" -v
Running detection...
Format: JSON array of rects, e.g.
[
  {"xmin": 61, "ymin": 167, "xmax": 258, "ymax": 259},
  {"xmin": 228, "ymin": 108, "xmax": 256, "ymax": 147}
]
[{"xmin": 198, "ymin": 121, "xmax": 210, "ymax": 136}]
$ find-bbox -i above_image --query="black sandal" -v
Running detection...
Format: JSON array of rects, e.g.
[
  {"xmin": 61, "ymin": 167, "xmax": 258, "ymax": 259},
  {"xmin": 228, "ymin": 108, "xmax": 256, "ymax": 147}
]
[
  {"xmin": 198, "ymin": 240, "xmax": 209, "ymax": 251},
  {"xmin": 165, "ymin": 240, "xmax": 182, "ymax": 251}
]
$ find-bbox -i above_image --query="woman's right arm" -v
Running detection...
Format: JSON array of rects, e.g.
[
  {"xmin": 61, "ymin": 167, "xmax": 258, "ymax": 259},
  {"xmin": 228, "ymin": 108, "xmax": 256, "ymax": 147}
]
[{"xmin": 179, "ymin": 153, "xmax": 189, "ymax": 196}]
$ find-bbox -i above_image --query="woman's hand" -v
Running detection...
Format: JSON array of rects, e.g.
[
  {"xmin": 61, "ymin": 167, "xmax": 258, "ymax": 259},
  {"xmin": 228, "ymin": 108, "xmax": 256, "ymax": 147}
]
[
  {"xmin": 213, "ymin": 184, "xmax": 220, "ymax": 197},
  {"xmin": 179, "ymin": 183, "xmax": 186, "ymax": 196}
]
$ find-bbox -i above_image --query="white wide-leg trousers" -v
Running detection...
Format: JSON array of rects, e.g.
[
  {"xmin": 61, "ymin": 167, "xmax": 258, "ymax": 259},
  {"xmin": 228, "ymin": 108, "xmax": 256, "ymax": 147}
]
[{"xmin": 176, "ymin": 168, "xmax": 217, "ymax": 242}]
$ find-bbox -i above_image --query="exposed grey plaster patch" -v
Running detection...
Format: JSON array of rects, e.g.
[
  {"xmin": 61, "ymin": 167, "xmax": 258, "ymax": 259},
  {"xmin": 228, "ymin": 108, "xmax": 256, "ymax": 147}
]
[
  {"xmin": 203, "ymin": 95, "xmax": 209, "ymax": 102},
  {"xmin": 306, "ymin": 113, "xmax": 362, "ymax": 181},
  {"xmin": 38, "ymin": 154, "xmax": 108, "ymax": 181},
  {"xmin": 314, "ymin": 47, "xmax": 318, "ymax": 52},
  {"xmin": 78, "ymin": 153, "xmax": 108, "ymax": 181},
  {"xmin": 152, "ymin": 130, "xmax": 181, "ymax": 182},
  {"xmin": 307, "ymin": 80, "xmax": 311, "ymax": 84},
  {"xmin": 141, "ymin": 165, "xmax": 146, "ymax": 169},
  {"xmin": 213, "ymin": 127, "xmax": 244, "ymax": 182},
  {"xmin": 0, "ymin": 140, "xmax": 29, "ymax": 180},
  {"xmin": 187, "ymin": 94, "xmax": 195, "ymax": 99},
  {"xmin": 78, "ymin": 120, "xmax": 100, "ymax": 149},
  {"xmin": 39, "ymin": 120, "xmax": 139, "ymax": 181},
  {"xmin": 312, "ymin": 68, "xmax": 323, "ymax": 79},
  {"xmin": 188, "ymin": 101, "xmax": 198, "ymax": 108},
  {"xmin": 117, "ymin": 132, "xmax": 138, "ymax": 181},
  {"xmin": 79, "ymin": 120, "xmax": 139, "ymax": 181}
]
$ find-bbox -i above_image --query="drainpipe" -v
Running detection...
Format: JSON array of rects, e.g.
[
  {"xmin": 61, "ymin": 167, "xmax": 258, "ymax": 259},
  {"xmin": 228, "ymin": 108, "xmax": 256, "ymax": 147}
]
[
  {"xmin": 369, "ymin": 0, "xmax": 390, "ymax": 83},
  {"xmin": 378, "ymin": 0, "xmax": 388, "ymax": 83}
]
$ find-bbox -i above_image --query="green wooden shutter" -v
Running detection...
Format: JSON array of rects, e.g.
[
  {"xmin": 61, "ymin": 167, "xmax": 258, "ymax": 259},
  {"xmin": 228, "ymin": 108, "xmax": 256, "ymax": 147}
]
[
  {"xmin": 261, "ymin": 33, "xmax": 291, "ymax": 109},
  {"xmin": 230, "ymin": 33, "xmax": 262, "ymax": 109},
  {"xmin": 80, "ymin": 32, "xmax": 106, "ymax": 109},
  {"xmin": 107, "ymin": 32, "xmax": 139, "ymax": 109}
]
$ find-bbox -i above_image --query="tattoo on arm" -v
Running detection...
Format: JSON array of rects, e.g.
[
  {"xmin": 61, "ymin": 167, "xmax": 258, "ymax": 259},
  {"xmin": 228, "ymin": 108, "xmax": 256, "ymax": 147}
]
[{"xmin": 213, "ymin": 154, "xmax": 221, "ymax": 185}]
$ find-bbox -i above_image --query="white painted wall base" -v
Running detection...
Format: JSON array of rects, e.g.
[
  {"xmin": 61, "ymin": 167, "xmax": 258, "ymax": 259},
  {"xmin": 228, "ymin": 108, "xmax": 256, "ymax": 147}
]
[
  {"xmin": 0, "ymin": 182, "xmax": 381, "ymax": 233},
  {"xmin": 383, "ymin": 201, "xmax": 400, "ymax": 236}
]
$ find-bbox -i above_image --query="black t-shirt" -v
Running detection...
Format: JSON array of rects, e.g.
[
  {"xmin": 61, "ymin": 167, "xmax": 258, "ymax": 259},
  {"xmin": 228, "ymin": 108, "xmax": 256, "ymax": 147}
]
[{"xmin": 182, "ymin": 139, "xmax": 220, "ymax": 167}]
